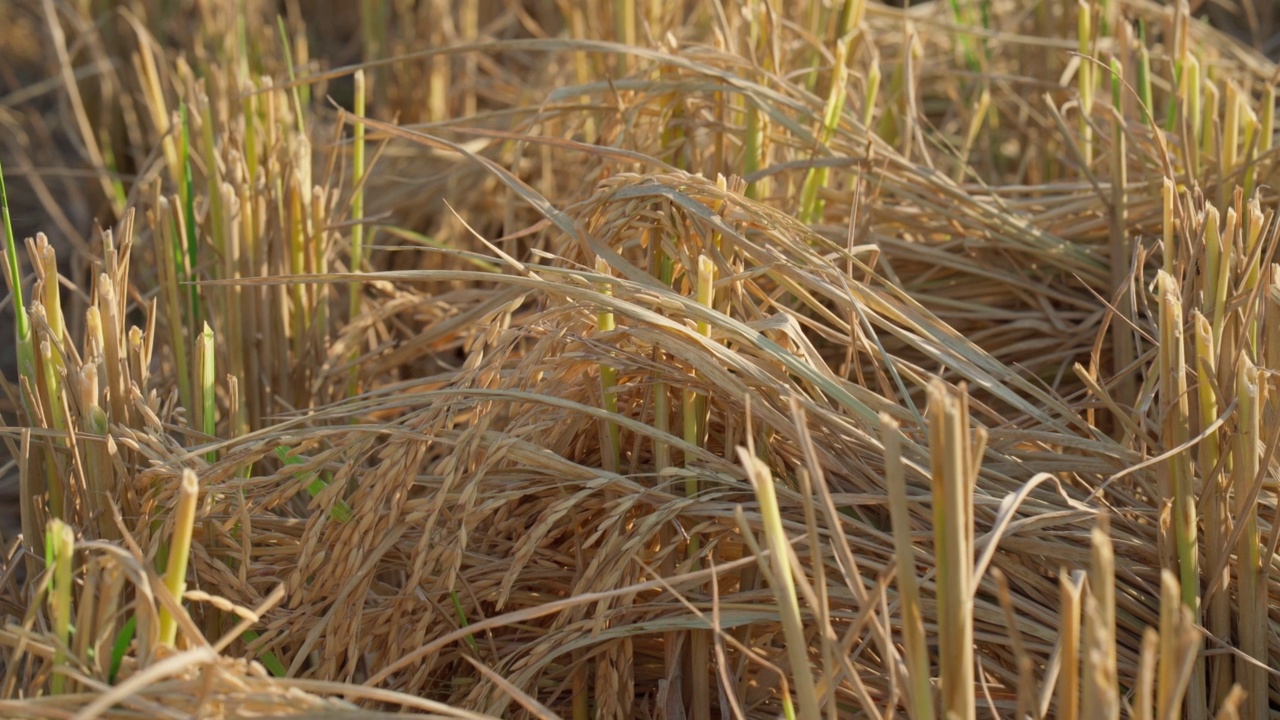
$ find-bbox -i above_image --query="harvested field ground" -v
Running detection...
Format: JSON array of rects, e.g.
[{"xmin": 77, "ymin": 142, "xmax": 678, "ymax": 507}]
[{"xmin": 3, "ymin": 1, "xmax": 1280, "ymax": 718}]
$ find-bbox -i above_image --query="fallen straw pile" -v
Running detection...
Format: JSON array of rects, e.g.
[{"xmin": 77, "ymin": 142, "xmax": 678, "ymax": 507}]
[{"xmin": 3, "ymin": 0, "xmax": 1280, "ymax": 717}]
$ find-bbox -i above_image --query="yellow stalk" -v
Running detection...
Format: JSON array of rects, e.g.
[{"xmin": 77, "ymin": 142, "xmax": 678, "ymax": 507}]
[
  {"xmin": 158, "ymin": 470, "xmax": 200, "ymax": 648},
  {"xmin": 927, "ymin": 381, "xmax": 976, "ymax": 720},
  {"xmin": 739, "ymin": 449, "xmax": 820, "ymax": 720},
  {"xmin": 1081, "ymin": 520, "xmax": 1118, "ymax": 720}
]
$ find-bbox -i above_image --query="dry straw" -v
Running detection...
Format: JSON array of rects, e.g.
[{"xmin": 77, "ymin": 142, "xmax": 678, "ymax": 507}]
[{"xmin": 3, "ymin": 0, "xmax": 1280, "ymax": 718}]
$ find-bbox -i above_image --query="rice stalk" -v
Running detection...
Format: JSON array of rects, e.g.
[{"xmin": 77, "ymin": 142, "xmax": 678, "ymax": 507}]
[
  {"xmin": 1081, "ymin": 519, "xmax": 1118, "ymax": 720},
  {"xmin": 158, "ymin": 470, "xmax": 199, "ymax": 648},
  {"xmin": 1182, "ymin": 54, "xmax": 1201, "ymax": 176},
  {"xmin": 595, "ymin": 257, "xmax": 622, "ymax": 473},
  {"xmin": 682, "ymin": 252, "xmax": 715, "ymax": 720},
  {"xmin": 347, "ymin": 69, "xmax": 367, "ymax": 396},
  {"xmin": 1136, "ymin": 31, "xmax": 1153, "ymax": 127},
  {"xmin": 1155, "ymin": 269, "xmax": 1203, "ymax": 717},
  {"xmin": 927, "ymin": 380, "xmax": 976, "ymax": 720},
  {"xmin": 1077, "ymin": 1, "xmax": 1095, "ymax": 170},
  {"xmin": 739, "ymin": 447, "xmax": 819, "ymax": 720},
  {"xmin": 45, "ymin": 518, "xmax": 75, "ymax": 695},
  {"xmin": 1232, "ymin": 357, "xmax": 1266, "ymax": 719},
  {"xmin": 1057, "ymin": 570, "xmax": 1085, "ymax": 720},
  {"xmin": 882, "ymin": 412, "xmax": 934, "ymax": 720},
  {"xmin": 1108, "ymin": 59, "xmax": 1136, "ymax": 411},
  {"xmin": 0, "ymin": 157, "xmax": 37, "ymax": 434},
  {"xmin": 799, "ymin": 38, "xmax": 848, "ymax": 225},
  {"xmin": 197, "ymin": 322, "xmax": 216, "ymax": 463},
  {"xmin": 1155, "ymin": 571, "xmax": 1200, "ymax": 720},
  {"xmin": 1193, "ymin": 311, "xmax": 1232, "ymax": 705}
]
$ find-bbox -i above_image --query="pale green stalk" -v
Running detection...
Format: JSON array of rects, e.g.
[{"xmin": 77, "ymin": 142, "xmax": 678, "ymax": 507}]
[
  {"xmin": 863, "ymin": 56, "xmax": 881, "ymax": 128},
  {"xmin": 1161, "ymin": 178, "xmax": 1174, "ymax": 277},
  {"xmin": 739, "ymin": 450, "xmax": 819, "ymax": 720},
  {"xmin": 38, "ymin": 339, "xmax": 65, "ymax": 519},
  {"xmin": 1136, "ymin": 36, "xmax": 1153, "ymax": 127},
  {"xmin": 1077, "ymin": 1, "xmax": 1094, "ymax": 169},
  {"xmin": 47, "ymin": 519, "xmax": 75, "ymax": 694},
  {"xmin": 1241, "ymin": 107, "xmax": 1259, "ymax": 202},
  {"xmin": 1184, "ymin": 55, "xmax": 1201, "ymax": 177},
  {"xmin": 1098, "ymin": 0, "xmax": 1115, "ymax": 37},
  {"xmin": 745, "ymin": 0, "xmax": 772, "ymax": 201},
  {"xmin": 0, "ymin": 157, "xmax": 37, "ymax": 414},
  {"xmin": 1201, "ymin": 79, "xmax": 1218, "ymax": 172},
  {"xmin": 800, "ymin": 38, "xmax": 849, "ymax": 225},
  {"xmin": 159, "ymin": 197, "xmax": 194, "ymax": 415},
  {"xmin": 158, "ymin": 470, "xmax": 199, "ymax": 647},
  {"xmin": 288, "ymin": 178, "xmax": 308, "ymax": 355},
  {"xmin": 683, "ymin": 254, "xmax": 715, "ymax": 469},
  {"xmin": 348, "ymin": 69, "xmax": 367, "ymax": 396},
  {"xmin": 1193, "ymin": 312, "xmax": 1231, "ymax": 705},
  {"xmin": 744, "ymin": 100, "xmax": 763, "ymax": 201},
  {"xmin": 803, "ymin": 0, "xmax": 825, "ymax": 91},
  {"xmin": 1242, "ymin": 200, "xmax": 1263, "ymax": 356},
  {"xmin": 947, "ymin": 0, "xmax": 979, "ymax": 72},
  {"xmin": 360, "ymin": 0, "xmax": 386, "ymax": 108},
  {"xmin": 1203, "ymin": 206, "xmax": 1229, "ymax": 348},
  {"xmin": 198, "ymin": 322, "xmax": 217, "ymax": 463},
  {"xmin": 1156, "ymin": 272, "xmax": 1204, "ymax": 717},
  {"xmin": 78, "ymin": 357, "xmax": 115, "ymax": 540},
  {"xmin": 179, "ymin": 104, "xmax": 200, "ymax": 330},
  {"xmin": 1233, "ymin": 358, "xmax": 1266, "ymax": 719}
]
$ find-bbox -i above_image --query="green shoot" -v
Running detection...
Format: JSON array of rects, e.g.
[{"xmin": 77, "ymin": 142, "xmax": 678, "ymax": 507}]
[
  {"xmin": 274, "ymin": 447, "xmax": 353, "ymax": 523},
  {"xmin": 241, "ymin": 630, "xmax": 289, "ymax": 677},
  {"xmin": 109, "ymin": 615, "xmax": 136, "ymax": 684},
  {"xmin": 449, "ymin": 591, "xmax": 479, "ymax": 651},
  {"xmin": 0, "ymin": 156, "xmax": 36, "ymax": 412}
]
